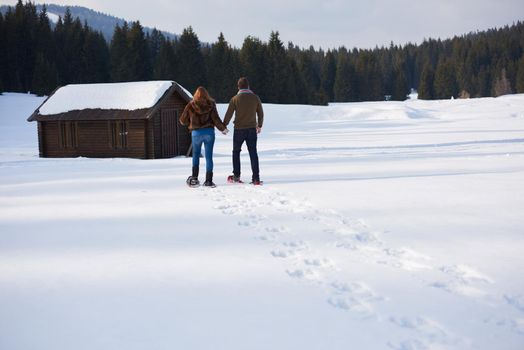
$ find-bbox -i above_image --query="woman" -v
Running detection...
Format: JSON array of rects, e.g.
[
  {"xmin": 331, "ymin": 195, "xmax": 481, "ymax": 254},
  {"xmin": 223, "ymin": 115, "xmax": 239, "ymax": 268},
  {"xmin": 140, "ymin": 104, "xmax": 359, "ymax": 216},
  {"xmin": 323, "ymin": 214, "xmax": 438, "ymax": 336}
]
[{"xmin": 179, "ymin": 86, "xmax": 228, "ymax": 188}]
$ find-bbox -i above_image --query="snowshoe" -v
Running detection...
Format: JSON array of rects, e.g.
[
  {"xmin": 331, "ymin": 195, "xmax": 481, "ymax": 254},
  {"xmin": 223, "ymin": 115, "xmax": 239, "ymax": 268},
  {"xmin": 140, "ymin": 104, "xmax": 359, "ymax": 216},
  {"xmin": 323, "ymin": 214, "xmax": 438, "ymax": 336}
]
[
  {"xmin": 186, "ymin": 176, "xmax": 200, "ymax": 188},
  {"xmin": 227, "ymin": 175, "xmax": 244, "ymax": 184},
  {"xmin": 203, "ymin": 171, "xmax": 216, "ymax": 188},
  {"xmin": 203, "ymin": 180, "xmax": 216, "ymax": 188}
]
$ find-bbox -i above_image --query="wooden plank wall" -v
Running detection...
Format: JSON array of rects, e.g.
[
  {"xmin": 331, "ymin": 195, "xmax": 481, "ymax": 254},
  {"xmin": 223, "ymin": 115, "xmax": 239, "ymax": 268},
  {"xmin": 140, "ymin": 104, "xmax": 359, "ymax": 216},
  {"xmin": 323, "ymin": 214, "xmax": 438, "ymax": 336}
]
[
  {"xmin": 41, "ymin": 120, "xmax": 146, "ymax": 158},
  {"xmin": 41, "ymin": 121, "xmax": 70, "ymax": 157},
  {"xmin": 146, "ymin": 118, "xmax": 154, "ymax": 159},
  {"xmin": 152, "ymin": 92, "xmax": 190, "ymax": 158},
  {"xmin": 153, "ymin": 110, "xmax": 162, "ymax": 159},
  {"xmin": 173, "ymin": 94, "xmax": 191, "ymax": 156},
  {"xmin": 37, "ymin": 121, "xmax": 45, "ymax": 157},
  {"xmin": 160, "ymin": 109, "xmax": 177, "ymax": 158}
]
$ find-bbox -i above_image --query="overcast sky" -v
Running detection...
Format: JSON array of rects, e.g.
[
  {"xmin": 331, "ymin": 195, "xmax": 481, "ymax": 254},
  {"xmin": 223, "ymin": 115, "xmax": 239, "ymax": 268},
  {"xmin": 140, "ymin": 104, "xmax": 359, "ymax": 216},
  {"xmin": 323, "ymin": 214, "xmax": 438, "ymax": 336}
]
[{"xmin": 1, "ymin": 0, "xmax": 522, "ymax": 49}]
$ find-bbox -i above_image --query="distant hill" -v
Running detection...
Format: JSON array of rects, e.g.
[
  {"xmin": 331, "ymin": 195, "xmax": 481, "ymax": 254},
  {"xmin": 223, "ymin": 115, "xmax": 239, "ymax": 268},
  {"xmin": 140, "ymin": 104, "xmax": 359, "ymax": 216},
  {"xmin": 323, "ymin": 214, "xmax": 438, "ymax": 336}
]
[{"xmin": 0, "ymin": 3, "xmax": 178, "ymax": 42}]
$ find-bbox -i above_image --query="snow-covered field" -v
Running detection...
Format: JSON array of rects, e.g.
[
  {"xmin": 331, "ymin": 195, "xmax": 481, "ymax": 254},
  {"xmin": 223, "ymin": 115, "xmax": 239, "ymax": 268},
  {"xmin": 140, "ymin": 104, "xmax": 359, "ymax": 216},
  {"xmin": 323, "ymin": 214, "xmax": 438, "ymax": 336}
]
[{"xmin": 1, "ymin": 92, "xmax": 524, "ymax": 350}]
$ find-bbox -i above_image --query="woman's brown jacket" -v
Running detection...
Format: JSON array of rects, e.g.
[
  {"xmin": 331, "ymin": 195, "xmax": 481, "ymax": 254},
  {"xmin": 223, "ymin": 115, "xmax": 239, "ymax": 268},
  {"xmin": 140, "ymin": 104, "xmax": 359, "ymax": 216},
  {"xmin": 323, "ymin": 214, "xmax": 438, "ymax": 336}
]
[{"xmin": 179, "ymin": 100, "xmax": 226, "ymax": 131}]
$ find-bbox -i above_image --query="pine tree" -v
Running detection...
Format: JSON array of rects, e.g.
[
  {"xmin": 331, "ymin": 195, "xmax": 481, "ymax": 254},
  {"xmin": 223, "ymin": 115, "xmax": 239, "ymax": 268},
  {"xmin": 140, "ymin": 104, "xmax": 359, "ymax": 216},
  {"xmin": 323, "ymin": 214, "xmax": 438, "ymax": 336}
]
[
  {"xmin": 148, "ymin": 28, "xmax": 165, "ymax": 69},
  {"xmin": 13, "ymin": 0, "xmax": 39, "ymax": 91},
  {"xmin": 35, "ymin": 5, "xmax": 55, "ymax": 74},
  {"xmin": 266, "ymin": 31, "xmax": 291, "ymax": 103},
  {"xmin": 516, "ymin": 55, "xmax": 524, "ymax": 93},
  {"xmin": 31, "ymin": 53, "xmax": 58, "ymax": 95},
  {"xmin": 175, "ymin": 26, "xmax": 206, "ymax": 93},
  {"xmin": 418, "ymin": 63, "xmax": 435, "ymax": 99},
  {"xmin": 54, "ymin": 9, "xmax": 87, "ymax": 84},
  {"xmin": 127, "ymin": 21, "xmax": 151, "ymax": 81},
  {"xmin": 320, "ymin": 50, "xmax": 337, "ymax": 102},
  {"xmin": 2, "ymin": 5, "xmax": 20, "ymax": 91},
  {"xmin": 492, "ymin": 67, "xmax": 512, "ymax": 96},
  {"xmin": 0, "ymin": 12, "xmax": 6, "ymax": 93},
  {"xmin": 334, "ymin": 50, "xmax": 356, "ymax": 102},
  {"xmin": 476, "ymin": 66, "xmax": 491, "ymax": 97},
  {"xmin": 286, "ymin": 58, "xmax": 303, "ymax": 104},
  {"xmin": 355, "ymin": 50, "xmax": 382, "ymax": 101},
  {"xmin": 391, "ymin": 64, "xmax": 408, "ymax": 101},
  {"xmin": 298, "ymin": 50, "xmax": 320, "ymax": 104},
  {"xmin": 208, "ymin": 33, "xmax": 237, "ymax": 101},
  {"xmin": 434, "ymin": 59, "xmax": 458, "ymax": 99},
  {"xmin": 31, "ymin": 3, "xmax": 57, "ymax": 94},
  {"xmin": 154, "ymin": 39, "xmax": 177, "ymax": 80},
  {"xmin": 506, "ymin": 59, "xmax": 517, "ymax": 92},
  {"xmin": 82, "ymin": 28, "xmax": 109, "ymax": 83},
  {"xmin": 110, "ymin": 22, "xmax": 131, "ymax": 81},
  {"xmin": 239, "ymin": 36, "xmax": 268, "ymax": 100},
  {"xmin": 450, "ymin": 38, "xmax": 471, "ymax": 96}
]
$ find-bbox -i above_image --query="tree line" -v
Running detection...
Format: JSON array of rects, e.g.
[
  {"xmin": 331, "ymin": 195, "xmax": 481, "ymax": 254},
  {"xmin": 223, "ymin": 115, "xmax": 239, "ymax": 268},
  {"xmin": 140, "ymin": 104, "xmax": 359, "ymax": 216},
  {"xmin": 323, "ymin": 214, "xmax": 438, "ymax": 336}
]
[{"xmin": 1, "ymin": 1, "xmax": 524, "ymax": 103}]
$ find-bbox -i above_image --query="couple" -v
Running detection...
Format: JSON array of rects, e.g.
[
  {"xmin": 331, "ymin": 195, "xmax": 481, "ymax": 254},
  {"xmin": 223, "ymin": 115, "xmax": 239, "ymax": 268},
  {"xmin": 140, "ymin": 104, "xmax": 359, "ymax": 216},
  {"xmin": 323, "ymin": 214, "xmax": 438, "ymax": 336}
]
[{"xmin": 179, "ymin": 77, "xmax": 264, "ymax": 188}]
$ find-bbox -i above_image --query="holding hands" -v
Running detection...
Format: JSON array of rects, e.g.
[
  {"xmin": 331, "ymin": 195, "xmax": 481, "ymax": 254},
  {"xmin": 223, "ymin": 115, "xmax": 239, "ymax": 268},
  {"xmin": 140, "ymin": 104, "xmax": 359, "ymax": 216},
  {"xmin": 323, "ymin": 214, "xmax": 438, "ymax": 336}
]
[{"xmin": 221, "ymin": 127, "xmax": 260, "ymax": 135}]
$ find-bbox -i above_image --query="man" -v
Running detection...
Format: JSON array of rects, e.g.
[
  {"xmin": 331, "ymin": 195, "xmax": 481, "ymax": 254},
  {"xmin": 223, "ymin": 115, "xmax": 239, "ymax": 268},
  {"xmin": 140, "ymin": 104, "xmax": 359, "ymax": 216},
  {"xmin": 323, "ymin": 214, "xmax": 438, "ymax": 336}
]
[{"xmin": 223, "ymin": 77, "xmax": 264, "ymax": 185}]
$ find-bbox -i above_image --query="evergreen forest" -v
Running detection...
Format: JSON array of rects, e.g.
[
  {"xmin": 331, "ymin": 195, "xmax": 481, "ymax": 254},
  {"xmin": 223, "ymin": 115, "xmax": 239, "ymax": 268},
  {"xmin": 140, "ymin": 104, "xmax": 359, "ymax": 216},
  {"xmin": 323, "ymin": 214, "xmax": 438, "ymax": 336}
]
[{"xmin": 1, "ymin": 1, "xmax": 524, "ymax": 104}]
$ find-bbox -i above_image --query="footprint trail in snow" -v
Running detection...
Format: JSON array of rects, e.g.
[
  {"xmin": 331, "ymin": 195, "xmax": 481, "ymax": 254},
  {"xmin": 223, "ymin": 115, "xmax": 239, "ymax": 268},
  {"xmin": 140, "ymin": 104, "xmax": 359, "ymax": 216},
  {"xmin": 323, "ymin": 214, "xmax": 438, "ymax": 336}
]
[{"xmin": 200, "ymin": 184, "xmax": 518, "ymax": 348}]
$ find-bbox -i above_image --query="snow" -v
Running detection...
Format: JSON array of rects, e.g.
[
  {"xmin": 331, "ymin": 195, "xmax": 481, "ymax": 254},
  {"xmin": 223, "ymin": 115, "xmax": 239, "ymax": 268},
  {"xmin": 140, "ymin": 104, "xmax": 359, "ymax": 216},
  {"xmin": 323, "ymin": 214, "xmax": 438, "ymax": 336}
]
[
  {"xmin": 38, "ymin": 81, "xmax": 175, "ymax": 115},
  {"xmin": 407, "ymin": 89, "xmax": 418, "ymax": 100},
  {"xmin": 47, "ymin": 12, "xmax": 60, "ymax": 23},
  {"xmin": 1, "ymin": 92, "xmax": 524, "ymax": 349}
]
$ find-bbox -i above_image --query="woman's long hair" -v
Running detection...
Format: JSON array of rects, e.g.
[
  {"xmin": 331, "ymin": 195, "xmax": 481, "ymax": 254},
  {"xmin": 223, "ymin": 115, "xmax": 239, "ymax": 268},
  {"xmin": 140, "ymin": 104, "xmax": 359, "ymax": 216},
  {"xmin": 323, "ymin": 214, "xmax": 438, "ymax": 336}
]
[{"xmin": 193, "ymin": 86, "xmax": 215, "ymax": 104}]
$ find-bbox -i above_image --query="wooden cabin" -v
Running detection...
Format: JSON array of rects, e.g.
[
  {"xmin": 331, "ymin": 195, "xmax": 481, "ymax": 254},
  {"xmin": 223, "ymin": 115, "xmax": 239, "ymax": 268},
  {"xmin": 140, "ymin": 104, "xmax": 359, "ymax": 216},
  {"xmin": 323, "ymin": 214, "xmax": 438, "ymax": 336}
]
[{"xmin": 27, "ymin": 81, "xmax": 192, "ymax": 159}]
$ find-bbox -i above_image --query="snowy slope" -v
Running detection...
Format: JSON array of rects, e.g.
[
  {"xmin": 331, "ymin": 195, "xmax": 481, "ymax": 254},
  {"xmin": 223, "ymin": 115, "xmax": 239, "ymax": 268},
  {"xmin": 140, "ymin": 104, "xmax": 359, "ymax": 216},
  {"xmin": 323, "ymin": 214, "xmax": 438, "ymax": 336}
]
[
  {"xmin": 47, "ymin": 12, "xmax": 60, "ymax": 23},
  {"xmin": 1, "ymin": 93, "xmax": 524, "ymax": 350}
]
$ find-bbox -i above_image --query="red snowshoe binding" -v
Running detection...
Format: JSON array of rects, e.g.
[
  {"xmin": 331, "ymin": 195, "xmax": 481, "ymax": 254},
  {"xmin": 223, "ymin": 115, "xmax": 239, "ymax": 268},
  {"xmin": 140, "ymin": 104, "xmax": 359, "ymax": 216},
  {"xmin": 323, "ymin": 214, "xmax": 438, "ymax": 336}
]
[{"xmin": 227, "ymin": 175, "xmax": 244, "ymax": 184}]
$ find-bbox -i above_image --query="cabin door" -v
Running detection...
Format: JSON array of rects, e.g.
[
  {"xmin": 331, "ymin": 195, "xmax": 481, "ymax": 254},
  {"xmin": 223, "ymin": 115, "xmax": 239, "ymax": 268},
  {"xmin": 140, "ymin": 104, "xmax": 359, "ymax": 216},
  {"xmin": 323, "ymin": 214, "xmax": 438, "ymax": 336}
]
[{"xmin": 160, "ymin": 108, "xmax": 178, "ymax": 158}]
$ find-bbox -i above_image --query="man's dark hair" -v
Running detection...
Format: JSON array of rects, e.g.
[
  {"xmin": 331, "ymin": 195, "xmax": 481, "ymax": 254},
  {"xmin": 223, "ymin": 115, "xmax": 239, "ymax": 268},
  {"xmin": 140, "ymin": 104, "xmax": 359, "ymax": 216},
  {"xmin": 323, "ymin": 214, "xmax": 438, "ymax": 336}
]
[{"xmin": 237, "ymin": 77, "xmax": 249, "ymax": 90}]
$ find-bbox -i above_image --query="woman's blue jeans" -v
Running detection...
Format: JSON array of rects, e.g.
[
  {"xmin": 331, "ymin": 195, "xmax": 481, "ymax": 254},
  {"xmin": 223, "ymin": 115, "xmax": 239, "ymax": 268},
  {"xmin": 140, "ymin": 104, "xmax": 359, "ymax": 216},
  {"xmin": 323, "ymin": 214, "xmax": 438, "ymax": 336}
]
[{"xmin": 192, "ymin": 128, "xmax": 215, "ymax": 172}]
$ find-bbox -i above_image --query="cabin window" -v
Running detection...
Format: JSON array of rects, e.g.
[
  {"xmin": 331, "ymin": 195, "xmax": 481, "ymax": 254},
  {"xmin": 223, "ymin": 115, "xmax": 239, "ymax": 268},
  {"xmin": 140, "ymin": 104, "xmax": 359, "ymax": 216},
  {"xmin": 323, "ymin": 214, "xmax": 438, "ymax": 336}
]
[
  {"xmin": 109, "ymin": 121, "xmax": 128, "ymax": 149},
  {"xmin": 58, "ymin": 121, "xmax": 78, "ymax": 149}
]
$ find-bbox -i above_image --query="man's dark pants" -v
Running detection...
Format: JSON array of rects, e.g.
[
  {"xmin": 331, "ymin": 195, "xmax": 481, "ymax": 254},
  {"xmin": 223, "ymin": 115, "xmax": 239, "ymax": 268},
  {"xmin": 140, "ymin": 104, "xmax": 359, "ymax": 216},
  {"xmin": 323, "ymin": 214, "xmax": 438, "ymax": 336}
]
[{"xmin": 233, "ymin": 128, "xmax": 259, "ymax": 181}]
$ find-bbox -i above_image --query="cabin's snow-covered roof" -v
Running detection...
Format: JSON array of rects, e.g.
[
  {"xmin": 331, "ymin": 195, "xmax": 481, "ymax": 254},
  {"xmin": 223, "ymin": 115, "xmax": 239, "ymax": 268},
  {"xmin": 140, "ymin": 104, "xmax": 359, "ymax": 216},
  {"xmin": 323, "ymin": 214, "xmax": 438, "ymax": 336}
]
[{"xmin": 39, "ymin": 81, "xmax": 186, "ymax": 115}]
